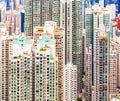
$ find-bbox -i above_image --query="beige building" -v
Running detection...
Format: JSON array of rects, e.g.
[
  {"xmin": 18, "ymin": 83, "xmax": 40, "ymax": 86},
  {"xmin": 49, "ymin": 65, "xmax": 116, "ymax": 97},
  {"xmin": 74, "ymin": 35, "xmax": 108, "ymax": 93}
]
[
  {"xmin": 110, "ymin": 36, "xmax": 120, "ymax": 94},
  {"xmin": 84, "ymin": 45, "xmax": 92, "ymax": 101},
  {"xmin": 5, "ymin": 10, "xmax": 21, "ymax": 34},
  {"xmin": 34, "ymin": 21, "xmax": 65, "ymax": 101},
  {"xmin": 0, "ymin": 35, "xmax": 13, "ymax": 101},
  {"xmin": 33, "ymin": 36, "xmax": 58, "ymax": 101}
]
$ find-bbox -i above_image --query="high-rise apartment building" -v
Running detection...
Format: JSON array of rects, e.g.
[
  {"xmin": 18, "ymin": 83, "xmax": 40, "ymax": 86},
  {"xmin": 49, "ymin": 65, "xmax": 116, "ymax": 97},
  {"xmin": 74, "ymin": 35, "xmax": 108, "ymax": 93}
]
[
  {"xmin": 84, "ymin": 45, "xmax": 92, "ymax": 101},
  {"xmin": 110, "ymin": 36, "xmax": 120, "ymax": 94},
  {"xmin": 52, "ymin": 0, "xmax": 84, "ymax": 96},
  {"xmin": 9, "ymin": 54, "xmax": 32, "ymax": 101},
  {"xmin": 93, "ymin": 30, "xmax": 110, "ymax": 101},
  {"xmin": 63, "ymin": 63, "xmax": 77, "ymax": 101},
  {"xmin": 24, "ymin": 0, "xmax": 40, "ymax": 36},
  {"xmin": 85, "ymin": 4, "xmax": 111, "ymax": 44},
  {"xmin": 0, "ymin": 35, "xmax": 12, "ymax": 101},
  {"xmin": 61, "ymin": 0, "xmax": 72, "ymax": 64},
  {"xmin": 85, "ymin": 4, "xmax": 111, "ymax": 89},
  {"xmin": 34, "ymin": 21, "xmax": 65, "ymax": 101},
  {"xmin": 106, "ymin": 4, "xmax": 116, "ymax": 35},
  {"xmin": 72, "ymin": 0, "xmax": 84, "ymax": 94},
  {"xmin": 52, "ymin": 0, "xmax": 61, "ymax": 27},
  {"xmin": 5, "ymin": 10, "xmax": 21, "ymax": 34},
  {"xmin": 0, "ymin": 33, "xmax": 59, "ymax": 101},
  {"xmin": 51, "ymin": 1, "xmax": 84, "ymax": 95},
  {"xmin": 85, "ymin": 8, "xmax": 93, "ymax": 47},
  {"xmin": 34, "ymin": 36, "xmax": 58, "ymax": 101},
  {"xmin": 8, "ymin": 35, "xmax": 33, "ymax": 100},
  {"xmin": 25, "ymin": 0, "xmax": 83, "ymax": 98},
  {"xmin": 110, "ymin": 50, "xmax": 118, "ymax": 94},
  {"xmin": 24, "ymin": 0, "xmax": 53, "ymax": 36}
]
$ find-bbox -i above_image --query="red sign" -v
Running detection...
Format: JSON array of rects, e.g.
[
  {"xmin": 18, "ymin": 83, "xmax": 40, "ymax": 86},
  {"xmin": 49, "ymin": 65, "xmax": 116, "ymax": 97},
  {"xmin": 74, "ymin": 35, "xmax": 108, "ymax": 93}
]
[{"xmin": 116, "ymin": 17, "xmax": 120, "ymax": 30}]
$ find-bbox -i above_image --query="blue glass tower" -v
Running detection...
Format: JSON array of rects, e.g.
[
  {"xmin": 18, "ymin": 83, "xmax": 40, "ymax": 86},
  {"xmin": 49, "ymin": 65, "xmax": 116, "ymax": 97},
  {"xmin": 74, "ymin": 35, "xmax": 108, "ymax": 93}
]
[
  {"xmin": 118, "ymin": 0, "xmax": 120, "ymax": 14},
  {"xmin": 6, "ymin": 0, "xmax": 10, "ymax": 10},
  {"xmin": 95, "ymin": 0, "xmax": 99, "ymax": 3},
  {"xmin": 104, "ymin": 0, "xmax": 107, "ymax": 7},
  {"xmin": 21, "ymin": 11, "xmax": 25, "ymax": 32}
]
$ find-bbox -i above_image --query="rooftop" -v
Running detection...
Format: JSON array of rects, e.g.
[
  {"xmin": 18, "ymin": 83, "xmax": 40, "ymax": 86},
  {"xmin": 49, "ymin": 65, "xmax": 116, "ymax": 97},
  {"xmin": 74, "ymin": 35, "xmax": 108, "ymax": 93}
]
[
  {"xmin": 37, "ymin": 36, "xmax": 55, "ymax": 46},
  {"xmin": 12, "ymin": 35, "xmax": 32, "ymax": 46}
]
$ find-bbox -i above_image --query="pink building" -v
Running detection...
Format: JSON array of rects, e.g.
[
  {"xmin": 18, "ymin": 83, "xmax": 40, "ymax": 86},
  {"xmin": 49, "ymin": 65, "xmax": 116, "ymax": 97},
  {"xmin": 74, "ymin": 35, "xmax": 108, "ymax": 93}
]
[{"xmin": 4, "ymin": 10, "xmax": 21, "ymax": 34}]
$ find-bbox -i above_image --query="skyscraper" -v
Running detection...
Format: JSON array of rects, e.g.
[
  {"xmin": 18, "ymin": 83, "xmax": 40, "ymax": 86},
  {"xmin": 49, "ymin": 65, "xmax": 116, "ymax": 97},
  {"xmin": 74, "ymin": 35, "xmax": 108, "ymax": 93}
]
[
  {"xmin": 25, "ymin": 0, "xmax": 84, "ymax": 97},
  {"xmin": 34, "ymin": 36, "xmax": 58, "ymax": 101},
  {"xmin": 118, "ymin": 0, "xmax": 120, "ymax": 14},
  {"xmin": 89, "ymin": 4, "xmax": 111, "ymax": 101},
  {"xmin": 20, "ymin": 10, "xmax": 24, "ymax": 32},
  {"xmin": 52, "ymin": 0, "xmax": 61, "ymax": 27},
  {"xmin": 110, "ymin": 36, "xmax": 120, "ymax": 94},
  {"xmin": 59, "ymin": 0, "xmax": 84, "ymax": 96},
  {"xmin": 24, "ymin": 0, "xmax": 52, "ymax": 36},
  {"xmin": 9, "ymin": 55, "xmax": 32, "ymax": 101},
  {"xmin": 0, "ymin": 35, "xmax": 12, "ymax": 101},
  {"xmin": 85, "ymin": 4, "xmax": 111, "ymax": 88},
  {"xmin": 4, "ymin": 10, "xmax": 21, "ymax": 34},
  {"xmin": 24, "ymin": 0, "xmax": 40, "ymax": 36},
  {"xmin": 59, "ymin": 0, "xmax": 72, "ymax": 64},
  {"xmin": 110, "ymin": 50, "xmax": 118, "ymax": 94},
  {"xmin": 9, "ymin": 35, "xmax": 33, "ymax": 100},
  {"xmin": 93, "ymin": 31, "xmax": 110, "ymax": 101},
  {"xmin": 84, "ymin": 45, "xmax": 92, "ymax": 101},
  {"xmin": 72, "ymin": 0, "xmax": 84, "ymax": 94},
  {"xmin": 63, "ymin": 63, "xmax": 77, "ymax": 101},
  {"xmin": 33, "ymin": 21, "xmax": 65, "ymax": 101},
  {"xmin": 6, "ymin": 0, "xmax": 10, "ymax": 10}
]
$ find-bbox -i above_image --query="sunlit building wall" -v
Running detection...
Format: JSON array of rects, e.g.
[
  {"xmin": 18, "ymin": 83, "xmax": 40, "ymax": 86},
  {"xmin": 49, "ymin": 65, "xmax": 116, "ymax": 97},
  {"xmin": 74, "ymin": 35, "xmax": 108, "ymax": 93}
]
[
  {"xmin": 63, "ymin": 64, "xmax": 77, "ymax": 101},
  {"xmin": 0, "ymin": 2, "xmax": 6, "ymax": 22},
  {"xmin": 34, "ymin": 21, "xmax": 65, "ymax": 101},
  {"xmin": 9, "ymin": 35, "xmax": 33, "ymax": 100},
  {"xmin": 34, "ymin": 36, "xmax": 58, "ymax": 101},
  {"xmin": 93, "ymin": 31, "xmax": 110, "ymax": 101},
  {"xmin": 0, "ymin": 35, "xmax": 12, "ymax": 101}
]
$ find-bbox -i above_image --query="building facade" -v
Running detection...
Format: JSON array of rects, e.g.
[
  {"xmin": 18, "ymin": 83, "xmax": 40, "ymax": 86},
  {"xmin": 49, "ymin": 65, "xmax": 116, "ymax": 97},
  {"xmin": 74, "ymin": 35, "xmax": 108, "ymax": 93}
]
[
  {"xmin": 34, "ymin": 36, "xmax": 58, "ymax": 101},
  {"xmin": 110, "ymin": 36, "xmax": 120, "ymax": 94},
  {"xmin": 93, "ymin": 31, "xmax": 110, "ymax": 101},
  {"xmin": 34, "ymin": 21, "xmax": 65, "ymax": 101},
  {"xmin": 24, "ymin": 0, "xmax": 53, "ymax": 36},
  {"xmin": 84, "ymin": 45, "xmax": 92, "ymax": 101},
  {"xmin": 0, "ymin": 35, "xmax": 12, "ymax": 101},
  {"xmin": 9, "ymin": 35, "xmax": 33, "ymax": 100},
  {"xmin": 63, "ymin": 64, "xmax": 77, "ymax": 101}
]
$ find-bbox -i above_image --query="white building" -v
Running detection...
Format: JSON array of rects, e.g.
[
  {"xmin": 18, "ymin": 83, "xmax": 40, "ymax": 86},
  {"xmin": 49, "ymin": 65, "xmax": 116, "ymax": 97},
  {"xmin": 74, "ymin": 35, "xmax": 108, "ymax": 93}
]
[
  {"xmin": 34, "ymin": 36, "xmax": 58, "ymax": 101},
  {"xmin": 0, "ymin": 2, "xmax": 6, "ymax": 22},
  {"xmin": 63, "ymin": 63, "xmax": 77, "ymax": 101},
  {"xmin": 8, "ymin": 35, "xmax": 33, "ymax": 101}
]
